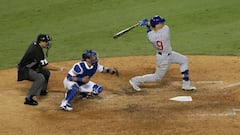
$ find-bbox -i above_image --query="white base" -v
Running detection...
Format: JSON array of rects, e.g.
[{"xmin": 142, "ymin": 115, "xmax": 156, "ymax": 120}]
[{"xmin": 169, "ymin": 96, "xmax": 192, "ymax": 102}]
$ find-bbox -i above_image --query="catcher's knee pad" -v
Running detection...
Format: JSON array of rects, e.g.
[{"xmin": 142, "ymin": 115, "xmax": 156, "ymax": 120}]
[{"xmin": 92, "ymin": 84, "xmax": 103, "ymax": 95}]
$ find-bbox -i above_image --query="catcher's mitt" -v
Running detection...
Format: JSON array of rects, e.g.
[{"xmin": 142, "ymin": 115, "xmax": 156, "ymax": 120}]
[{"xmin": 111, "ymin": 68, "xmax": 119, "ymax": 76}]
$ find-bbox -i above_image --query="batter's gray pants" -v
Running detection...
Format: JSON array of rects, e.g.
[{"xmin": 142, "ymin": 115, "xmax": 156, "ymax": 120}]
[{"xmin": 131, "ymin": 51, "xmax": 188, "ymax": 84}]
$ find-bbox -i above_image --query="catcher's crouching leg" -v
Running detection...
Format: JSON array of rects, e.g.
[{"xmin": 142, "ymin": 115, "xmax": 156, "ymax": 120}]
[
  {"xmin": 78, "ymin": 82, "xmax": 103, "ymax": 99},
  {"xmin": 92, "ymin": 83, "xmax": 103, "ymax": 95},
  {"xmin": 60, "ymin": 84, "xmax": 79, "ymax": 111}
]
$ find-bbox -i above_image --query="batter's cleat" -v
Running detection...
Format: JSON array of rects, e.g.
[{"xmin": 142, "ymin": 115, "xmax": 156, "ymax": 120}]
[
  {"xmin": 59, "ymin": 100, "xmax": 73, "ymax": 111},
  {"xmin": 24, "ymin": 97, "xmax": 38, "ymax": 106},
  {"xmin": 182, "ymin": 81, "xmax": 197, "ymax": 91},
  {"xmin": 182, "ymin": 85, "xmax": 197, "ymax": 91},
  {"xmin": 129, "ymin": 80, "xmax": 141, "ymax": 91}
]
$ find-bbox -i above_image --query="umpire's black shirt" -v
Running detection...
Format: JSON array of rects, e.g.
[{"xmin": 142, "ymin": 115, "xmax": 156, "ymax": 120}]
[{"xmin": 19, "ymin": 42, "xmax": 45, "ymax": 69}]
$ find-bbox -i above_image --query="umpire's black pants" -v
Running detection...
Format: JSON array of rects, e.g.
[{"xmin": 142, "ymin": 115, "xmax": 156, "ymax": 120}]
[{"xmin": 28, "ymin": 68, "xmax": 50, "ymax": 96}]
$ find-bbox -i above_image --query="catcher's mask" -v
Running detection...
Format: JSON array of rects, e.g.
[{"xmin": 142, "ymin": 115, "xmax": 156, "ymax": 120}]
[{"xmin": 82, "ymin": 50, "xmax": 98, "ymax": 65}]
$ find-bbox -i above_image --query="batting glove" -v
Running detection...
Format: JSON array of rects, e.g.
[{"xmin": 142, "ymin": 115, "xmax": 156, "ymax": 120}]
[{"xmin": 139, "ymin": 19, "xmax": 148, "ymax": 26}]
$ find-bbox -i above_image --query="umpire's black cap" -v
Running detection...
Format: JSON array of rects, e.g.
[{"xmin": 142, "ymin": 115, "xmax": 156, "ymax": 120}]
[{"xmin": 37, "ymin": 34, "xmax": 52, "ymax": 43}]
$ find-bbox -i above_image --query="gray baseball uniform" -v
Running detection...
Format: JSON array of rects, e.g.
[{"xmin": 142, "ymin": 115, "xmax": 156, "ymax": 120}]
[{"xmin": 130, "ymin": 25, "xmax": 195, "ymax": 90}]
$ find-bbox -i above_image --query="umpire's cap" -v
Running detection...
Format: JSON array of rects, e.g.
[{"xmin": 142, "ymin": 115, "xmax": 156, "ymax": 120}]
[{"xmin": 37, "ymin": 34, "xmax": 52, "ymax": 43}]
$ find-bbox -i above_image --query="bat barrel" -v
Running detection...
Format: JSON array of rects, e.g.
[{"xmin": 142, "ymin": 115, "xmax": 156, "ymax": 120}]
[{"xmin": 113, "ymin": 23, "xmax": 139, "ymax": 39}]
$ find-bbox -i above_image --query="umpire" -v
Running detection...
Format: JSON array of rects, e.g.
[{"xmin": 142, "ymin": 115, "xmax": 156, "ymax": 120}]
[{"xmin": 18, "ymin": 34, "xmax": 53, "ymax": 106}]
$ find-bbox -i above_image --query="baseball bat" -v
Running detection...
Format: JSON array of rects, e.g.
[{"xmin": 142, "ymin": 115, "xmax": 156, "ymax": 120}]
[{"xmin": 113, "ymin": 23, "xmax": 139, "ymax": 39}]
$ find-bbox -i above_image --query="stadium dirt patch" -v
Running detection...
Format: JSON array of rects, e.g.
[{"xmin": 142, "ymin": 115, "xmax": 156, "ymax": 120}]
[{"xmin": 0, "ymin": 55, "xmax": 240, "ymax": 135}]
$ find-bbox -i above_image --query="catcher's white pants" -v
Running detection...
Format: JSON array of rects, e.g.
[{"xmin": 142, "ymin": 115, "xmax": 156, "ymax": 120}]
[
  {"xmin": 132, "ymin": 51, "xmax": 188, "ymax": 83},
  {"xmin": 63, "ymin": 77, "xmax": 98, "ymax": 93}
]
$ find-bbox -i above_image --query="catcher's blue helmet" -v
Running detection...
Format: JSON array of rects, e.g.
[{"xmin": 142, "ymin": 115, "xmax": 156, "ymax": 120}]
[
  {"xmin": 150, "ymin": 15, "xmax": 166, "ymax": 27},
  {"xmin": 82, "ymin": 50, "xmax": 98, "ymax": 65}
]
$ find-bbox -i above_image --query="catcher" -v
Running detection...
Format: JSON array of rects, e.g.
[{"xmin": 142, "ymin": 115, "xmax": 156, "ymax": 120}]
[{"xmin": 60, "ymin": 50, "xmax": 119, "ymax": 111}]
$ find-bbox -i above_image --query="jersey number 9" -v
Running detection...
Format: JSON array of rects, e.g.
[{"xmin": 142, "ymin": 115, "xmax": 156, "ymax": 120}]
[{"xmin": 156, "ymin": 41, "xmax": 164, "ymax": 50}]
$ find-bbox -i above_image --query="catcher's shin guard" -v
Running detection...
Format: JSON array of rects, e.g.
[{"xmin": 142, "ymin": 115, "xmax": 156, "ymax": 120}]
[{"xmin": 65, "ymin": 84, "xmax": 79, "ymax": 102}]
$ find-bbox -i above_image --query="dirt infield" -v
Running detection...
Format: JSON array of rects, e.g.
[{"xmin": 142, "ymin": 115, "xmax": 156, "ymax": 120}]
[{"xmin": 0, "ymin": 55, "xmax": 240, "ymax": 135}]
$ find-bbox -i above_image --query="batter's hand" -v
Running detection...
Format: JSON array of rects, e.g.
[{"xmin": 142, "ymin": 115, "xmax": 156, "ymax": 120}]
[{"xmin": 139, "ymin": 19, "xmax": 148, "ymax": 26}]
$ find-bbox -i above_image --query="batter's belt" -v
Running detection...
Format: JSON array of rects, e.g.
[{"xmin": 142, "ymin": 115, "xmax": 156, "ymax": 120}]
[{"xmin": 158, "ymin": 52, "xmax": 171, "ymax": 56}]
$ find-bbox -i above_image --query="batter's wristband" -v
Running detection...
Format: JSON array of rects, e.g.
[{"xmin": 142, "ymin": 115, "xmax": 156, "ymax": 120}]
[{"xmin": 146, "ymin": 25, "xmax": 151, "ymax": 33}]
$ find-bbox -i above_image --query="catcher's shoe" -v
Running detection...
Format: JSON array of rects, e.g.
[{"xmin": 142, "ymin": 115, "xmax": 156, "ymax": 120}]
[
  {"xmin": 79, "ymin": 92, "xmax": 88, "ymax": 98},
  {"xmin": 24, "ymin": 97, "xmax": 38, "ymax": 106},
  {"xmin": 182, "ymin": 81, "xmax": 197, "ymax": 91},
  {"xmin": 129, "ymin": 80, "xmax": 141, "ymax": 91},
  {"xmin": 59, "ymin": 100, "xmax": 73, "ymax": 111},
  {"xmin": 78, "ymin": 92, "xmax": 92, "ymax": 99}
]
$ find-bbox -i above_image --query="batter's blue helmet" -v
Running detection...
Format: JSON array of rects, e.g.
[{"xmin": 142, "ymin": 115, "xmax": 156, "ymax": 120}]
[
  {"xmin": 150, "ymin": 15, "xmax": 166, "ymax": 27},
  {"xmin": 82, "ymin": 50, "xmax": 98, "ymax": 65}
]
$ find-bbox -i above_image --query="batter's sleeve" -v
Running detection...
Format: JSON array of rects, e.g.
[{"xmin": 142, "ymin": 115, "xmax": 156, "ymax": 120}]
[{"xmin": 147, "ymin": 32, "xmax": 152, "ymax": 42}]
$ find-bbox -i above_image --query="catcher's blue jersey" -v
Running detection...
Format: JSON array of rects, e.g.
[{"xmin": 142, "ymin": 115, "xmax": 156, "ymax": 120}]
[{"xmin": 67, "ymin": 61, "xmax": 103, "ymax": 85}]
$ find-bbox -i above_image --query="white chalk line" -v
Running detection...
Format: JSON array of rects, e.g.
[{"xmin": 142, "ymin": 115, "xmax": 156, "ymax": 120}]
[
  {"xmin": 221, "ymin": 82, "xmax": 240, "ymax": 89},
  {"xmin": 189, "ymin": 108, "xmax": 240, "ymax": 117},
  {"xmin": 232, "ymin": 108, "xmax": 240, "ymax": 112},
  {"xmin": 172, "ymin": 81, "xmax": 223, "ymax": 85},
  {"xmin": 189, "ymin": 112, "xmax": 236, "ymax": 117},
  {"xmin": 195, "ymin": 81, "xmax": 223, "ymax": 84}
]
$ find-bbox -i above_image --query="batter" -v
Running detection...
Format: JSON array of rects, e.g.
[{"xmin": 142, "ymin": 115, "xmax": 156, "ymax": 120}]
[{"xmin": 129, "ymin": 15, "xmax": 196, "ymax": 91}]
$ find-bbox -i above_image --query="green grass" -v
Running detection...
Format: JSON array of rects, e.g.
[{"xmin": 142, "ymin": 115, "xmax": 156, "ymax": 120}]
[{"xmin": 0, "ymin": 0, "xmax": 239, "ymax": 69}]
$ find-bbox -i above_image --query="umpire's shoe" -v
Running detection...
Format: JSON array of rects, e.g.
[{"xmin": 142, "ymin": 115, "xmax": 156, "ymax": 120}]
[
  {"xmin": 40, "ymin": 90, "xmax": 48, "ymax": 96},
  {"xmin": 24, "ymin": 97, "xmax": 38, "ymax": 106}
]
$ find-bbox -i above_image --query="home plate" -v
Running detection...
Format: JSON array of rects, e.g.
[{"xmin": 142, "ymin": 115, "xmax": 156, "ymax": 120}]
[{"xmin": 169, "ymin": 96, "xmax": 192, "ymax": 102}]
